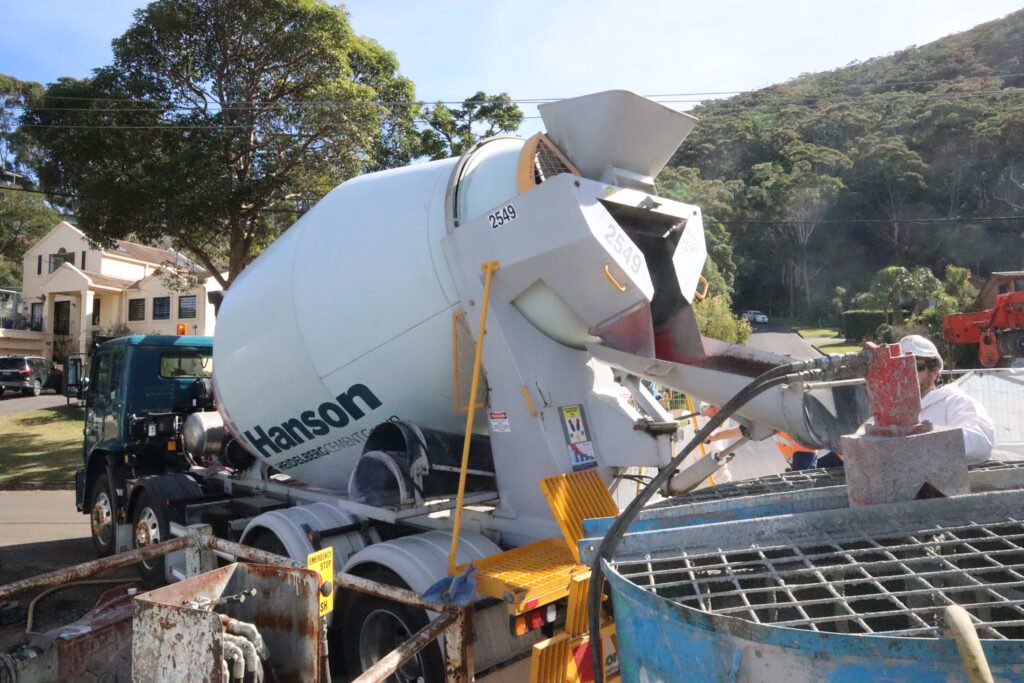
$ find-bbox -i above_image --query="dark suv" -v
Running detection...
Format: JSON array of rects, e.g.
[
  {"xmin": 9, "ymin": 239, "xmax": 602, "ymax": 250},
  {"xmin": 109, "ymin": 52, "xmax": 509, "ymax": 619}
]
[{"xmin": 0, "ymin": 356, "xmax": 62, "ymax": 397}]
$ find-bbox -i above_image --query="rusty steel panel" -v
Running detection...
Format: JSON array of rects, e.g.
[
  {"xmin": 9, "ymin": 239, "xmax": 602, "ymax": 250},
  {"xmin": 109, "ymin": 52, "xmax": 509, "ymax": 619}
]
[
  {"xmin": 133, "ymin": 563, "xmax": 321, "ymax": 683},
  {"xmin": 56, "ymin": 587, "xmax": 135, "ymax": 682},
  {"xmin": 133, "ymin": 599, "xmax": 222, "ymax": 683}
]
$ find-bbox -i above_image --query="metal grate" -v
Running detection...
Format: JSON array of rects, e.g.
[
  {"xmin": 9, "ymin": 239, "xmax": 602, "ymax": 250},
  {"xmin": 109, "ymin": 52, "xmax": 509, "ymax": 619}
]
[
  {"xmin": 616, "ymin": 518, "xmax": 1024, "ymax": 639},
  {"xmin": 655, "ymin": 467, "xmax": 848, "ymax": 506},
  {"xmin": 656, "ymin": 460, "xmax": 1024, "ymax": 508},
  {"xmin": 533, "ymin": 139, "xmax": 573, "ymax": 184}
]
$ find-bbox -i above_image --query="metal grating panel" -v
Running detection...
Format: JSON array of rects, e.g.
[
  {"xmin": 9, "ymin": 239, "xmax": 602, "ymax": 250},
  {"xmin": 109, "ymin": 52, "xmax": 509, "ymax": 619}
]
[
  {"xmin": 656, "ymin": 460, "xmax": 1024, "ymax": 508},
  {"xmin": 616, "ymin": 518, "xmax": 1024, "ymax": 639},
  {"xmin": 540, "ymin": 468, "xmax": 620, "ymax": 562},
  {"xmin": 534, "ymin": 139, "xmax": 574, "ymax": 184},
  {"xmin": 654, "ymin": 467, "xmax": 848, "ymax": 506}
]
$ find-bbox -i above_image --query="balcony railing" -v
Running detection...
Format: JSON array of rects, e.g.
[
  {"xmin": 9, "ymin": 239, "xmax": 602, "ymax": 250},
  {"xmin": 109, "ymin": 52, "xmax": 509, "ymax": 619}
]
[{"xmin": 0, "ymin": 314, "xmax": 44, "ymax": 332}]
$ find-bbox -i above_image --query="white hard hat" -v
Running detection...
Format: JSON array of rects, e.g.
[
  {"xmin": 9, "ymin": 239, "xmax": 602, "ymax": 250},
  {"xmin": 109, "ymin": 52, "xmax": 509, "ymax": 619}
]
[{"xmin": 898, "ymin": 334, "xmax": 943, "ymax": 372}]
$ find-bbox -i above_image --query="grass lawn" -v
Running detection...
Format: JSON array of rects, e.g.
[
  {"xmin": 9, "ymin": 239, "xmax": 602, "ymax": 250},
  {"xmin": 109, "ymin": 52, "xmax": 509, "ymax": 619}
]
[
  {"xmin": 0, "ymin": 405, "xmax": 83, "ymax": 483},
  {"xmin": 795, "ymin": 327, "xmax": 840, "ymax": 339},
  {"xmin": 817, "ymin": 340, "xmax": 864, "ymax": 354}
]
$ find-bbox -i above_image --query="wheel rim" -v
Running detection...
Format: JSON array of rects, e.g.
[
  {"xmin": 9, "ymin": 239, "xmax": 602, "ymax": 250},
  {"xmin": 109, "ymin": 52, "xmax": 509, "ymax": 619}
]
[
  {"xmin": 33, "ymin": 380, "xmax": 41, "ymax": 396},
  {"xmin": 135, "ymin": 506, "xmax": 161, "ymax": 567},
  {"xmin": 359, "ymin": 608, "xmax": 425, "ymax": 683},
  {"xmin": 91, "ymin": 490, "xmax": 113, "ymax": 547}
]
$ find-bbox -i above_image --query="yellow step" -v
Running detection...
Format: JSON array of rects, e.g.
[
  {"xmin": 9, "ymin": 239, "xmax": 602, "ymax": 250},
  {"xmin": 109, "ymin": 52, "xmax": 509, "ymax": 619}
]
[{"xmin": 471, "ymin": 538, "xmax": 583, "ymax": 615}]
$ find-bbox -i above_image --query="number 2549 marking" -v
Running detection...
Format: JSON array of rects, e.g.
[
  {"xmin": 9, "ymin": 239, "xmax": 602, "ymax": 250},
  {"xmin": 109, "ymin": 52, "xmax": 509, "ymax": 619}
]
[
  {"xmin": 488, "ymin": 204, "xmax": 517, "ymax": 229},
  {"xmin": 604, "ymin": 225, "xmax": 642, "ymax": 273}
]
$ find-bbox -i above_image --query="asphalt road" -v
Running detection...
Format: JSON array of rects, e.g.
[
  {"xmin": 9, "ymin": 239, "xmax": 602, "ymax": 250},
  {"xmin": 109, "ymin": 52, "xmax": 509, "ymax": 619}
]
[
  {"xmin": 0, "ymin": 490, "xmax": 135, "ymax": 651},
  {"xmin": 0, "ymin": 390, "xmax": 69, "ymax": 416}
]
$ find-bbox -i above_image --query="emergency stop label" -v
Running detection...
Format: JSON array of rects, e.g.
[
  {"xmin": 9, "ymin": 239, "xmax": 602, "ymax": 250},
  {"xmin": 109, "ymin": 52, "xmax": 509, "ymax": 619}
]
[
  {"xmin": 307, "ymin": 547, "xmax": 334, "ymax": 616},
  {"xmin": 559, "ymin": 404, "xmax": 597, "ymax": 470}
]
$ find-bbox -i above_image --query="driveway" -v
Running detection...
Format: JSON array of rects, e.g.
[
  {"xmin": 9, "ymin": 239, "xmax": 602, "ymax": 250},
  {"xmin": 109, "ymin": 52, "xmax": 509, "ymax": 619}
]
[
  {"xmin": 0, "ymin": 390, "xmax": 69, "ymax": 416},
  {"xmin": 744, "ymin": 324, "xmax": 823, "ymax": 360}
]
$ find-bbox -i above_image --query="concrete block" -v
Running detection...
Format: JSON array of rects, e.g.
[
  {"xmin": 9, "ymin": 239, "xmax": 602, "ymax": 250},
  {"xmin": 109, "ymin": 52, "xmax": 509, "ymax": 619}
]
[{"xmin": 842, "ymin": 425, "xmax": 969, "ymax": 507}]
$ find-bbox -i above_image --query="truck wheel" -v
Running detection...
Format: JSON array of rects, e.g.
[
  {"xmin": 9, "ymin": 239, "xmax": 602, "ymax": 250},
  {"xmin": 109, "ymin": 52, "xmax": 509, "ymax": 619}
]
[
  {"xmin": 23, "ymin": 380, "xmax": 41, "ymax": 397},
  {"xmin": 132, "ymin": 487, "xmax": 170, "ymax": 587},
  {"xmin": 342, "ymin": 567, "xmax": 445, "ymax": 683},
  {"xmin": 88, "ymin": 473, "xmax": 116, "ymax": 557}
]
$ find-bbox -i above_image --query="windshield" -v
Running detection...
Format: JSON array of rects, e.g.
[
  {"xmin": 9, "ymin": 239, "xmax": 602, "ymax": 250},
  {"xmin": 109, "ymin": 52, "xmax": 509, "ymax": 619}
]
[{"xmin": 159, "ymin": 352, "xmax": 213, "ymax": 378}]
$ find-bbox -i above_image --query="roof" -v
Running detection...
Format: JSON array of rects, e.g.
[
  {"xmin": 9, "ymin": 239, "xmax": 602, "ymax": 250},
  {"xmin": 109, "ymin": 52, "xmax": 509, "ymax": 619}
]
[
  {"xmin": 991, "ymin": 271, "xmax": 1024, "ymax": 277},
  {"xmin": 106, "ymin": 240, "xmax": 189, "ymax": 267},
  {"xmin": 100, "ymin": 335, "xmax": 214, "ymax": 349},
  {"xmin": 83, "ymin": 270, "xmax": 137, "ymax": 290}
]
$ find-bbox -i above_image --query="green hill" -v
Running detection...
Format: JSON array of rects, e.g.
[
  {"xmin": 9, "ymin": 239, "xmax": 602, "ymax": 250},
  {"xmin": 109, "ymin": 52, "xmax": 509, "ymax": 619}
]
[{"xmin": 660, "ymin": 9, "xmax": 1024, "ymax": 321}]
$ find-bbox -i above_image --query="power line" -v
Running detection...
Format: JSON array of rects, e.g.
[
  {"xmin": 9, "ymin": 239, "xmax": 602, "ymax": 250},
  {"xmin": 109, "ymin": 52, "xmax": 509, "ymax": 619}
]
[
  {"xmin": 24, "ymin": 70, "xmax": 1024, "ymax": 108},
  {"xmin": 5, "ymin": 185, "xmax": 1021, "ymax": 225},
  {"xmin": 718, "ymin": 216, "xmax": 1024, "ymax": 225},
  {"xmin": 0, "ymin": 184, "xmax": 304, "ymax": 213},
  {"xmin": 15, "ymin": 88, "xmax": 1024, "ymax": 134}
]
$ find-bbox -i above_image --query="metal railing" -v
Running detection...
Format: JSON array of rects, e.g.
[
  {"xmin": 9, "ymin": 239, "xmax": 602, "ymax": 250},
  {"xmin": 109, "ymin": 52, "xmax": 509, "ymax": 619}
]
[{"xmin": 0, "ymin": 525, "xmax": 474, "ymax": 683}]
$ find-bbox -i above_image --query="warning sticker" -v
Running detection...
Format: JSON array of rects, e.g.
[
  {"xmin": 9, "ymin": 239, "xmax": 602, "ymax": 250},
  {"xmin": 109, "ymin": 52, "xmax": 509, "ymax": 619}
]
[
  {"xmin": 307, "ymin": 547, "xmax": 334, "ymax": 616},
  {"xmin": 489, "ymin": 411, "xmax": 511, "ymax": 433},
  {"xmin": 559, "ymin": 404, "xmax": 597, "ymax": 470}
]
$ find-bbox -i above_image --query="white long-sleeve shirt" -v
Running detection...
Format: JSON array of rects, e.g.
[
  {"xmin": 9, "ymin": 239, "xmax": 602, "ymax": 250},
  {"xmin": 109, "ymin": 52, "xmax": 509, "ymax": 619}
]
[{"xmin": 920, "ymin": 383, "xmax": 995, "ymax": 466}]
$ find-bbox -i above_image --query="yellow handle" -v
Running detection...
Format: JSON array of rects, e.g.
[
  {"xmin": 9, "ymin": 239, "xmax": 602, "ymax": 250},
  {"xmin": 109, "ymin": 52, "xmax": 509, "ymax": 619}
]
[
  {"xmin": 449, "ymin": 260, "xmax": 500, "ymax": 576},
  {"xmin": 694, "ymin": 275, "xmax": 710, "ymax": 302},
  {"xmin": 603, "ymin": 264, "xmax": 628, "ymax": 292}
]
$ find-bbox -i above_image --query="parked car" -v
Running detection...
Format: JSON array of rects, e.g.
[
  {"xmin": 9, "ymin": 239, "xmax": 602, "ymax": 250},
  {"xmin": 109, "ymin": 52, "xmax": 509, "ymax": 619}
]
[
  {"xmin": 743, "ymin": 310, "xmax": 769, "ymax": 324},
  {"xmin": 0, "ymin": 356, "xmax": 63, "ymax": 397}
]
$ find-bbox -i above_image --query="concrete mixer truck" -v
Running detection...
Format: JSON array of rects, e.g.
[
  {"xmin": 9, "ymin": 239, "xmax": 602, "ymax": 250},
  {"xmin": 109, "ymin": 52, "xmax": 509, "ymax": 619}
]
[{"xmin": 70, "ymin": 90, "xmax": 867, "ymax": 681}]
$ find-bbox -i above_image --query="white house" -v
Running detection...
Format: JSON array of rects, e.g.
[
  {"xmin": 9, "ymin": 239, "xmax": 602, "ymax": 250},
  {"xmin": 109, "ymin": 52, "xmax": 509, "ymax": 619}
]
[{"xmin": 0, "ymin": 221, "xmax": 221, "ymax": 359}]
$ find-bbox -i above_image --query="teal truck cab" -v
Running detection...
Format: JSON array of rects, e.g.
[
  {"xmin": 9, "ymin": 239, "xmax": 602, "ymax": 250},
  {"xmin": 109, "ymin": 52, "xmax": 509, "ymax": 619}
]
[{"xmin": 74, "ymin": 335, "xmax": 215, "ymax": 578}]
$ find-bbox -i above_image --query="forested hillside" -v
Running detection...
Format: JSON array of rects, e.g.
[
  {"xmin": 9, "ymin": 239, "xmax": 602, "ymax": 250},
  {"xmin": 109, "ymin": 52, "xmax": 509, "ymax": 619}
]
[{"xmin": 660, "ymin": 9, "xmax": 1024, "ymax": 322}]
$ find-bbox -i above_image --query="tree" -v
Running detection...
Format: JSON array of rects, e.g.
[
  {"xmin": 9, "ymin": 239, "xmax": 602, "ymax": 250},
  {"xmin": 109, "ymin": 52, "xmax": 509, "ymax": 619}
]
[
  {"xmin": 1, "ymin": 74, "xmax": 43, "ymax": 184},
  {"xmin": 860, "ymin": 265, "xmax": 940, "ymax": 324},
  {"xmin": 845, "ymin": 135, "xmax": 928, "ymax": 263},
  {"xmin": 23, "ymin": 0, "xmax": 417, "ymax": 289},
  {"xmin": 0, "ymin": 188, "xmax": 60, "ymax": 286},
  {"xmin": 916, "ymin": 264, "xmax": 978, "ymax": 334},
  {"xmin": 2, "ymin": 76, "xmax": 59, "ymax": 286},
  {"xmin": 417, "ymin": 92, "xmax": 523, "ymax": 160}
]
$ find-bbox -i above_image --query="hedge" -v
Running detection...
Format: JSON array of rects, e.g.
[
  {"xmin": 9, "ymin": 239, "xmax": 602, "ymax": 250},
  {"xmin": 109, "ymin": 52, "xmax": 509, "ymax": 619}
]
[{"xmin": 842, "ymin": 310, "xmax": 890, "ymax": 341}]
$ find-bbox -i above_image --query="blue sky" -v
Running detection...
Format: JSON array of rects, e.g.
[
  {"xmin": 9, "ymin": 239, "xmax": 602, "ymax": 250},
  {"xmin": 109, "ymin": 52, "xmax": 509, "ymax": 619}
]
[{"xmin": 2, "ymin": 0, "xmax": 1022, "ymax": 133}]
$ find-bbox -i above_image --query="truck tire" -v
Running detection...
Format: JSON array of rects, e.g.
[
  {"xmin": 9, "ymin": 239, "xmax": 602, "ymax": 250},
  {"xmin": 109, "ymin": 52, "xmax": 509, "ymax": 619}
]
[
  {"xmin": 23, "ymin": 380, "xmax": 41, "ymax": 397},
  {"xmin": 342, "ymin": 567, "xmax": 445, "ymax": 683},
  {"xmin": 131, "ymin": 487, "xmax": 170, "ymax": 587},
  {"xmin": 88, "ymin": 473, "xmax": 116, "ymax": 557},
  {"xmin": 130, "ymin": 475, "xmax": 201, "ymax": 587}
]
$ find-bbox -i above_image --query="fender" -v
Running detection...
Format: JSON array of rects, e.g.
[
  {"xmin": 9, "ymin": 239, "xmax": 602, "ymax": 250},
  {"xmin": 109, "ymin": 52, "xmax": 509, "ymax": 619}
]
[
  {"xmin": 80, "ymin": 445, "xmax": 127, "ymax": 514},
  {"xmin": 239, "ymin": 503, "xmax": 381, "ymax": 566},
  {"xmin": 342, "ymin": 530, "xmax": 500, "ymax": 599}
]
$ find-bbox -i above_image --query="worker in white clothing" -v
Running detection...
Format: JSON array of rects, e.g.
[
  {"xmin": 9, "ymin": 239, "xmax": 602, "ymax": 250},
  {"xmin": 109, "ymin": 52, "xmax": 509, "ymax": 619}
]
[{"xmin": 898, "ymin": 335, "xmax": 995, "ymax": 466}]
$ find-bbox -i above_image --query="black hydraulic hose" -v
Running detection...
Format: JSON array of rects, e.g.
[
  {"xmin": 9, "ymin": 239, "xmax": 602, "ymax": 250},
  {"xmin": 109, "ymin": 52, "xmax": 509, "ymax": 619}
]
[{"xmin": 587, "ymin": 356, "xmax": 843, "ymax": 683}]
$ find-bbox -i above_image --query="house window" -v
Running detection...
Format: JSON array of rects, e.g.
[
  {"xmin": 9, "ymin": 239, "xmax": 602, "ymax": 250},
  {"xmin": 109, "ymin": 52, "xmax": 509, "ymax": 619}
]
[
  {"xmin": 128, "ymin": 298, "xmax": 146, "ymax": 321},
  {"xmin": 30, "ymin": 303, "xmax": 43, "ymax": 331},
  {"xmin": 48, "ymin": 247, "xmax": 74, "ymax": 273},
  {"xmin": 37, "ymin": 255, "xmax": 42, "ymax": 275},
  {"xmin": 178, "ymin": 295, "xmax": 197, "ymax": 319},
  {"xmin": 81, "ymin": 251, "xmax": 87, "ymax": 270},
  {"xmin": 92, "ymin": 298, "xmax": 101, "ymax": 326},
  {"xmin": 153, "ymin": 296, "xmax": 170, "ymax": 320}
]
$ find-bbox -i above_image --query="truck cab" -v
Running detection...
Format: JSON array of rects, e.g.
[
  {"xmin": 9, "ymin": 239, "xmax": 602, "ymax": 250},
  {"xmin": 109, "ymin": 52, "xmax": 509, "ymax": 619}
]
[{"xmin": 75, "ymin": 335, "xmax": 214, "ymax": 558}]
